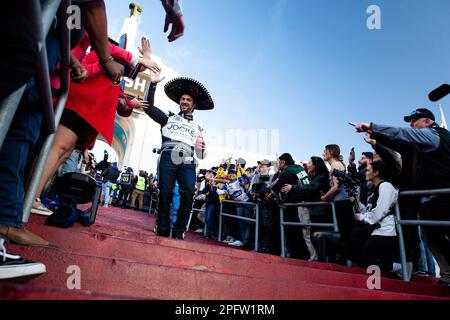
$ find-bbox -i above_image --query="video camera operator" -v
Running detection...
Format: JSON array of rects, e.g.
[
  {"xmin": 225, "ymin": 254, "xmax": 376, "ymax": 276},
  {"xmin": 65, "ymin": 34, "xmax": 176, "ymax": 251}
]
[{"xmin": 249, "ymin": 159, "xmax": 277, "ymax": 254}]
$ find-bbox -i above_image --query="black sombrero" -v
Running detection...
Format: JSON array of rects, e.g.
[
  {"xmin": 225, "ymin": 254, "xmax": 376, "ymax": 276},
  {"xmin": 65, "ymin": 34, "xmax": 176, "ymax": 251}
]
[{"xmin": 164, "ymin": 77, "xmax": 214, "ymax": 110}]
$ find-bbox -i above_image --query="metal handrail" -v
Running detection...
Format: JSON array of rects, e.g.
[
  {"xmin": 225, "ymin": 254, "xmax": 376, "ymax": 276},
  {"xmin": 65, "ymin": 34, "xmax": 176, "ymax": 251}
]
[
  {"xmin": 395, "ymin": 188, "xmax": 450, "ymax": 281},
  {"xmin": 218, "ymin": 200, "xmax": 260, "ymax": 252},
  {"xmin": 186, "ymin": 207, "xmax": 205, "ymax": 232},
  {"xmin": 279, "ymin": 201, "xmax": 338, "ymax": 257},
  {"xmin": 147, "ymin": 191, "xmax": 159, "ymax": 214},
  {"xmin": 22, "ymin": 0, "xmax": 71, "ymax": 223}
]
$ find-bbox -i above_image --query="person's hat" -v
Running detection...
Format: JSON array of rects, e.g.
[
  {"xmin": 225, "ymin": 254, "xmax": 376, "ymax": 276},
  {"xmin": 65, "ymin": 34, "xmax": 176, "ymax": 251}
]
[
  {"xmin": 404, "ymin": 108, "xmax": 435, "ymax": 122},
  {"xmin": 236, "ymin": 158, "xmax": 246, "ymax": 165},
  {"xmin": 164, "ymin": 77, "xmax": 214, "ymax": 110},
  {"xmin": 258, "ymin": 159, "xmax": 271, "ymax": 166},
  {"xmin": 227, "ymin": 169, "xmax": 237, "ymax": 175},
  {"xmin": 278, "ymin": 153, "xmax": 294, "ymax": 164}
]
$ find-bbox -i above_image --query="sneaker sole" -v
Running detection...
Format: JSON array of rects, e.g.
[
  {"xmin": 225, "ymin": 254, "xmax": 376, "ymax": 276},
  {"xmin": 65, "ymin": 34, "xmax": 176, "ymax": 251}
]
[
  {"xmin": 0, "ymin": 263, "xmax": 46, "ymax": 280},
  {"xmin": 30, "ymin": 207, "xmax": 53, "ymax": 216}
]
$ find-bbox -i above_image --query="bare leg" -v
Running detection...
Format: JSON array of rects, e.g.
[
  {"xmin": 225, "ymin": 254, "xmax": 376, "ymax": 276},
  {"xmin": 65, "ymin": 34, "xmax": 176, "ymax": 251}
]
[{"xmin": 34, "ymin": 124, "xmax": 78, "ymax": 207}]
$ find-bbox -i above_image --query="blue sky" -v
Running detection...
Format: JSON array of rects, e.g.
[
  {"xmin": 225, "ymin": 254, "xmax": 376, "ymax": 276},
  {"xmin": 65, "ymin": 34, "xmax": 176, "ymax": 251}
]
[{"xmin": 105, "ymin": 0, "xmax": 450, "ymax": 162}]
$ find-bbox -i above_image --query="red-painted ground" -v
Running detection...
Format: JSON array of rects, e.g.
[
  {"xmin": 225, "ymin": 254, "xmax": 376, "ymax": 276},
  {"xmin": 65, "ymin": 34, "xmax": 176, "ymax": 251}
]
[{"xmin": 1, "ymin": 205, "xmax": 449, "ymax": 300}]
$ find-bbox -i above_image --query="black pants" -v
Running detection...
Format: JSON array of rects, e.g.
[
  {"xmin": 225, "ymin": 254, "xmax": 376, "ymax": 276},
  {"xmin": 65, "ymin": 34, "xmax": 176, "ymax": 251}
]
[
  {"xmin": 222, "ymin": 201, "xmax": 241, "ymax": 240},
  {"xmin": 259, "ymin": 204, "xmax": 277, "ymax": 250},
  {"xmin": 399, "ymin": 196, "xmax": 422, "ymax": 266},
  {"xmin": 157, "ymin": 151, "xmax": 196, "ymax": 237},
  {"xmin": 117, "ymin": 186, "xmax": 131, "ymax": 205},
  {"xmin": 284, "ymin": 207, "xmax": 309, "ymax": 259},
  {"xmin": 359, "ymin": 235, "xmax": 399, "ymax": 272}
]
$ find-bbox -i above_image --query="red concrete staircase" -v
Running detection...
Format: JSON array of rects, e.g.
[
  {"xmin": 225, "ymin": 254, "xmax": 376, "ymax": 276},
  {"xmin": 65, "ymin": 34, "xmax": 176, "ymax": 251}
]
[{"xmin": 1, "ymin": 206, "xmax": 449, "ymax": 300}]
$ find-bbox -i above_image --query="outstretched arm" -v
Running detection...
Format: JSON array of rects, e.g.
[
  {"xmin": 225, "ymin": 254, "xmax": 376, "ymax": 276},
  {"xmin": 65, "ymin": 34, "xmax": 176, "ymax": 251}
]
[{"xmin": 77, "ymin": 0, "xmax": 124, "ymax": 82}]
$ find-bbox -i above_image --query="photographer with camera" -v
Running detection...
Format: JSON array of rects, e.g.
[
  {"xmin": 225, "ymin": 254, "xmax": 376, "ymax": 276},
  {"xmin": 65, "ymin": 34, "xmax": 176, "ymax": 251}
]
[
  {"xmin": 249, "ymin": 159, "xmax": 277, "ymax": 254},
  {"xmin": 353, "ymin": 161, "xmax": 409, "ymax": 279}
]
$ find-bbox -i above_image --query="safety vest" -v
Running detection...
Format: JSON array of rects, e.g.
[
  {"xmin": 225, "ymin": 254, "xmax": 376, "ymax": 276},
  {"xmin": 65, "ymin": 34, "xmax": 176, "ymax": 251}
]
[{"xmin": 136, "ymin": 176, "xmax": 146, "ymax": 191}]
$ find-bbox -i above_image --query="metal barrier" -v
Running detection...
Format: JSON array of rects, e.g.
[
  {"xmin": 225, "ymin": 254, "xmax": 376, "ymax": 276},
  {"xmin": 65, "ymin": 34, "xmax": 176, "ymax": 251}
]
[
  {"xmin": 148, "ymin": 191, "xmax": 159, "ymax": 214},
  {"xmin": 22, "ymin": 0, "xmax": 71, "ymax": 223},
  {"xmin": 218, "ymin": 200, "xmax": 260, "ymax": 251},
  {"xmin": 395, "ymin": 188, "xmax": 450, "ymax": 281},
  {"xmin": 186, "ymin": 208, "xmax": 205, "ymax": 232},
  {"xmin": 279, "ymin": 201, "xmax": 338, "ymax": 257},
  {"xmin": 0, "ymin": 0, "xmax": 63, "ymax": 150}
]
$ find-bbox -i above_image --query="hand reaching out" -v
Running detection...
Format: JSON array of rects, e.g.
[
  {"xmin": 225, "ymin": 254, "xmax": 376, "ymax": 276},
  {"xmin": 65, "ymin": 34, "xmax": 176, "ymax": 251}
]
[{"xmin": 138, "ymin": 58, "xmax": 161, "ymax": 74}]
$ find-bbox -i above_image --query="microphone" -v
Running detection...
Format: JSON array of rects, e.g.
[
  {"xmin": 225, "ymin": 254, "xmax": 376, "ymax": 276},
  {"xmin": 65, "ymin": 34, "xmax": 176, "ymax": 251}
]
[{"xmin": 429, "ymin": 84, "xmax": 450, "ymax": 102}]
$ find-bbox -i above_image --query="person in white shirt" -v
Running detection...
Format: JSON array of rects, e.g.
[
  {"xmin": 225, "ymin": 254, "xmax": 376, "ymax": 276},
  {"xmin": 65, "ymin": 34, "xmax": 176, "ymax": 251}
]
[{"xmin": 354, "ymin": 161, "xmax": 412, "ymax": 280}]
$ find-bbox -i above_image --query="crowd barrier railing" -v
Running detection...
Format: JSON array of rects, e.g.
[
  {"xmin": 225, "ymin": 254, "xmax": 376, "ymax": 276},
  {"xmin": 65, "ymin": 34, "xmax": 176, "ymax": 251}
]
[
  {"xmin": 279, "ymin": 201, "xmax": 338, "ymax": 257},
  {"xmin": 187, "ymin": 207, "xmax": 205, "ymax": 232},
  {"xmin": 147, "ymin": 191, "xmax": 159, "ymax": 214},
  {"xmin": 395, "ymin": 188, "xmax": 450, "ymax": 281},
  {"xmin": 22, "ymin": 0, "xmax": 71, "ymax": 223},
  {"xmin": 218, "ymin": 200, "xmax": 260, "ymax": 252}
]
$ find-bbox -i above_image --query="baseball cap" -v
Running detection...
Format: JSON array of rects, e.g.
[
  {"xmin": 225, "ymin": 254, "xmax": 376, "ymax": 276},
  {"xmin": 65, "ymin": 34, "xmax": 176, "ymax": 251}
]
[
  {"xmin": 404, "ymin": 108, "xmax": 435, "ymax": 122},
  {"xmin": 236, "ymin": 158, "xmax": 246, "ymax": 165},
  {"xmin": 258, "ymin": 159, "xmax": 271, "ymax": 166}
]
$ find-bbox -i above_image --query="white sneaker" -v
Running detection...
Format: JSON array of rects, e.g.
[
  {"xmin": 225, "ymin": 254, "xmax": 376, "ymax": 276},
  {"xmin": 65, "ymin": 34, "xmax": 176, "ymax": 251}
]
[
  {"xmin": 0, "ymin": 239, "xmax": 46, "ymax": 279},
  {"xmin": 31, "ymin": 199, "xmax": 54, "ymax": 216},
  {"xmin": 194, "ymin": 228, "xmax": 203, "ymax": 233},
  {"xmin": 222, "ymin": 236, "xmax": 235, "ymax": 244},
  {"xmin": 228, "ymin": 240, "xmax": 244, "ymax": 247}
]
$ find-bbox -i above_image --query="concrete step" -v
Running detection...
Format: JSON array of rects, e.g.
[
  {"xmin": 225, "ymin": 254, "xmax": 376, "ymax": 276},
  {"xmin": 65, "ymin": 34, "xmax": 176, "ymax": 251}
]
[
  {"xmin": 2, "ymin": 246, "xmax": 445, "ymax": 300},
  {"xmin": 23, "ymin": 209, "xmax": 448, "ymax": 298}
]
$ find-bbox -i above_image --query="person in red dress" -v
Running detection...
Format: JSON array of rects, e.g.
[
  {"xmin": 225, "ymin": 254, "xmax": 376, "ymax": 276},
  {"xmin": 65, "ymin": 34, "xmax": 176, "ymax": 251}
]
[{"xmin": 32, "ymin": 36, "xmax": 160, "ymax": 215}]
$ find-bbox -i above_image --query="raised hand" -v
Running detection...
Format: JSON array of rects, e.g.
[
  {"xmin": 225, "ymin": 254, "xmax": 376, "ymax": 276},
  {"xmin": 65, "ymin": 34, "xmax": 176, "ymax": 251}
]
[
  {"xmin": 138, "ymin": 37, "xmax": 152, "ymax": 59},
  {"xmin": 164, "ymin": 14, "xmax": 185, "ymax": 42}
]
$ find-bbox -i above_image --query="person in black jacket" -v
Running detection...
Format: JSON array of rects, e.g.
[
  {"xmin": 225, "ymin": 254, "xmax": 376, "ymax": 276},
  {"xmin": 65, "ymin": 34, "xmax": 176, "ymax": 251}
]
[
  {"xmin": 100, "ymin": 162, "xmax": 120, "ymax": 208},
  {"xmin": 281, "ymin": 156, "xmax": 331, "ymax": 260},
  {"xmin": 355, "ymin": 108, "xmax": 450, "ymax": 284}
]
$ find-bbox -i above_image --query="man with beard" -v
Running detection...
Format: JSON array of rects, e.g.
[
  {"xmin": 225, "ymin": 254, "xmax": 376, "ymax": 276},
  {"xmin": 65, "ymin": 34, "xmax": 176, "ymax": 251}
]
[
  {"xmin": 144, "ymin": 77, "xmax": 214, "ymax": 239},
  {"xmin": 348, "ymin": 150, "xmax": 374, "ymax": 206}
]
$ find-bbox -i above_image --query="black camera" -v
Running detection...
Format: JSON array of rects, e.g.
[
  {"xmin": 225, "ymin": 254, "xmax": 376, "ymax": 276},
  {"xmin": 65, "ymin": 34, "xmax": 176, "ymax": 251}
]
[
  {"xmin": 331, "ymin": 169, "xmax": 358, "ymax": 191},
  {"xmin": 251, "ymin": 182, "xmax": 268, "ymax": 194},
  {"xmin": 196, "ymin": 175, "xmax": 205, "ymax": 183},
  {"xmin": 199, "ymin": 169, "xmax": 207, "ymax": 175}
]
